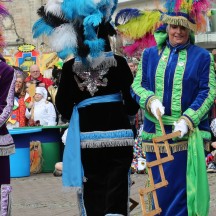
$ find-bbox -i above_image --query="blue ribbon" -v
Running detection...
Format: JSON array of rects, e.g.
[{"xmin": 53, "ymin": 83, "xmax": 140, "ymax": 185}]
[{"xmin": 62, "ymin": 93, "xmax": 122, "ymax": 188}]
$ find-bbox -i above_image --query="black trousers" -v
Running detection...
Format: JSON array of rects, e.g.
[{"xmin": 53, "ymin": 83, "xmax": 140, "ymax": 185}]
[
  {"xmin": 0, "ymin": 156, "xmax": 10, "ymax": 186},
  {"xmin": 81, "ymin": 146, "xmax": 133, "ymax": 216}
]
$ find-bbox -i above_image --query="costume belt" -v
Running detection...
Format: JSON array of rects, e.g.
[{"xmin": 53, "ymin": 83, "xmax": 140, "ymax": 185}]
[{"xmin": 62, "ymin": 93, "xmax": 122, "ymax": 190}]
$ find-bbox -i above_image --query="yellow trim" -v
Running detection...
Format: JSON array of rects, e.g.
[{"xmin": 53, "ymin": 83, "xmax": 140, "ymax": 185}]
[
  {"xmin": 162, "ymin": 14, "xmax": 196, "ymax": 32},
  {"xmin": 146, "ymin": 96, "xmax": 158, "ymax": 113},
  {"xmin": 179, "ymin": 116, "xmax": 194, "ymax": 131}
]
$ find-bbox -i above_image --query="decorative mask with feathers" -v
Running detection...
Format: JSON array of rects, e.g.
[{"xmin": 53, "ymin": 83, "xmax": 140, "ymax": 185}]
[{"xmin": 32, "ymin": 0, "xmax": 118, "ymax": 70}]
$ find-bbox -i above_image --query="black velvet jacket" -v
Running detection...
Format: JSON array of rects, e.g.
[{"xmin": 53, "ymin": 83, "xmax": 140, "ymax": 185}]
[{"xmin": 56, "ymin": 54, "xmax": 139, "ymax": 133}]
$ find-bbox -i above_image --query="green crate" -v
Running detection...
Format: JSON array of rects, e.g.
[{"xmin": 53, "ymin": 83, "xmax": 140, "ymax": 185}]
[{"xmin": 41, "ymin": 142, "xmax": 61, "ymax": 173}]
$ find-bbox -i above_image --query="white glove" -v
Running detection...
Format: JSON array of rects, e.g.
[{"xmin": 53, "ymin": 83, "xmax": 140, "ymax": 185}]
[
  {"xmin": 173, "ymin": 119, "xmax": 188, "ymax": 138},
  {"xmin": 61, "ymin": 129, "xmax": 68, "ymax": 145},
  {"xmin": 150, "ymin": 99, "xmax": 165, "ymax": 120}
]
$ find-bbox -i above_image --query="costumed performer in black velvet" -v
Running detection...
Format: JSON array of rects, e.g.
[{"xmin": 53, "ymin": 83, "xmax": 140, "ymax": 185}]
[{"xmin": 32, "ymin": 1, "xmax": 139, "ymax": 215}]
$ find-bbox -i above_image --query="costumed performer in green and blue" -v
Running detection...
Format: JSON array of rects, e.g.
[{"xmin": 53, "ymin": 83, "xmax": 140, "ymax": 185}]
[
  {"xmin": 124, "ymin": 0, "xmax": 215, "ymax": 215},
  {"xmin": 32, "ymin": 0, "xmax": 139, "ymax": 215}
]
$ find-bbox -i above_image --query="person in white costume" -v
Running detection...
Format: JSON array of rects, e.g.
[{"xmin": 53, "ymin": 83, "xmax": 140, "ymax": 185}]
[{"xmin": 26, "ymin": 87, "xmax": 57, "ymax": 126}]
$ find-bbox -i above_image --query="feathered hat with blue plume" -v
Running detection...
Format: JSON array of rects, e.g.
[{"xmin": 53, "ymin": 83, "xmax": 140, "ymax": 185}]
[
  {"xmin": 32, "ymin": 0, "xmax": 118, "ymax": 71},
  {"xmin": 161, "ymin": 0, "xmax": 213, "ymax": 32}
]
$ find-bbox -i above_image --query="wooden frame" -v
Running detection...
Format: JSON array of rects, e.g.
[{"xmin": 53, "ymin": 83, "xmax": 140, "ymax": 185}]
[{"xmin": 139, "ymin": 110, "xmax": 181, "ymax": 215}]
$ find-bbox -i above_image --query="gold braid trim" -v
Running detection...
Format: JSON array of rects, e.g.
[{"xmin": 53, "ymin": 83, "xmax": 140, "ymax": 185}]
[
  {"xmin": 142, "ymin": 141, "xmax": 210, "ymax": 153},
  {"xmin": 146, "ymin": 96, "xmax": 160, "ymax": 113},
  {"xmin": 179, "ymin": 116, "xmax": 194, "ymax": 131},
  {"xmin": 161, "ymin": 14, "xmax": 196, "ymax": 32},
  {"xmin": 144, "ymin": 177, "xmax": 153, "ymax": 212}
]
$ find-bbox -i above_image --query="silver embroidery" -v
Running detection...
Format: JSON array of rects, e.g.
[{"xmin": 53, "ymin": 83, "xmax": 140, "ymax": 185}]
[{"xmin": 74, "ymin": 68, "xmax": 109, "ymax": 96}]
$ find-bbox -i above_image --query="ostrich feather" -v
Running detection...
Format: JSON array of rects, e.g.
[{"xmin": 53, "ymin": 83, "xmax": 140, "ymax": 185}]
[
  {"xmin": 49, "ymin": 23, "xmax": 77, "ymax": 52},
  {"xmin": 32, "ymin": 18, "xmax": 53, "ymax": 38},
  {"xmin": 61, "ymin": 0, "xmax": 96, "ymax": 20},
  {"xmin": 123, "ymin": 34, "xmax": 156, "ymax": 57},
  {"xmin": 57, "ymin": 47, "xmax": 75, "ymax": 60},
  {"xmin": 117, "ymin": 10, "xmax": 162, "ymax": 40},
  {"xmin": 0, "ymin": 3, "xmax": 10, "ymax": 16},
  {"xmin": 115, "ymin": 8, "xmax": 142, "ymax": 26},
  {"xmin": 45, "ymin": 0, "xmax": 64, "ymax": 18},
  {"xmin": 85, "ymin": 38, "xmax": 105, "ymax": 58},
  {"xmin": 38, "ymin": 6, "xmax": 69, "ymax": 28}
]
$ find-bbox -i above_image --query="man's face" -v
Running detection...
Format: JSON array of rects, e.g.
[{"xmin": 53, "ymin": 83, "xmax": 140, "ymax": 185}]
[
  {"xmin": 168, "ymin": 24, "xmax": 190, "ymax": 46},
  {"xmin": 30, "ymin": 65, "xmax": 40, "ymax": 79}
]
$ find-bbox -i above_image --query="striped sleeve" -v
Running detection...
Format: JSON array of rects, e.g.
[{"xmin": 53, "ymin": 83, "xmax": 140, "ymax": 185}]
[{"xmin": 0, "ymin": 66, "xmax": 16, "ymax": 127}]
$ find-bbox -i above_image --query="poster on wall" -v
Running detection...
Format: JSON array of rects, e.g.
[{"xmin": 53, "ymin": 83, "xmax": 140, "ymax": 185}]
[
  {"xmin": 39, "ymin": 52, "xmax": 63, "ymax": 73},
  {"xmin": 15, "ymin": 44, "xmax": 39, "ymax": 72}
]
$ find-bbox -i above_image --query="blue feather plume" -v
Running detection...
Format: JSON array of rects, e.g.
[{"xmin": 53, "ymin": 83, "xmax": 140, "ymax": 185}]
[
  {"xmin": 85, "ymin": 39, "xmax": 105, "ymax": 58},
  {"xmin": 32, "ymin": 18, "xmax": 53, "ymax": 38},
  {"xmin": 57, "ymin": 47, "xmax": 76, "ymax": 60},
  {"xmin": 161, "ymin": 0, "xmax": 176, "ymax": 12},
  {"xmin": 115, "ymin": 8, "xmax": 141, "ymax": 26},
  {"xmin": 110, "ymin": 0, "xmax": 118, "ymax": 17},
  {"xmin": 61, "ymin": 0, "xmax": 96, "ymax": 20}
]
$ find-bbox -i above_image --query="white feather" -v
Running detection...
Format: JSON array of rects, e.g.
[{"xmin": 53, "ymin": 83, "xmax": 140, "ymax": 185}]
[
  {"xmin": 49, "ymin": 23, "xmax": 77, "ymax": 52},
  {"xmin": 93, "ymin": 0, "xmax": 101, "ymax": 4},
  {"xmin": 45, "ymin": 0, "xmax": 63, "ymax": 17},
  {"xmin": 87, "ymin": 52, "xmax": 105, "ymax": 69}
]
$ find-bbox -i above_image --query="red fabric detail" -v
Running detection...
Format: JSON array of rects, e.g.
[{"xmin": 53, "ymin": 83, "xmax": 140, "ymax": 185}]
[
  {"xmin": 206, "ymin": 154, "xmax": 214, "ymax": 166},
  {"xmin": 11, "ymin": 97, "xmax": 28, "ymax": 127}
]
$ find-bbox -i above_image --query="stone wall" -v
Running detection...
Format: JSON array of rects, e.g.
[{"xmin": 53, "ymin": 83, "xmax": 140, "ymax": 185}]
[{"xmin": 2, "ymin": 0, "xmax": 46, "ymax": 51}]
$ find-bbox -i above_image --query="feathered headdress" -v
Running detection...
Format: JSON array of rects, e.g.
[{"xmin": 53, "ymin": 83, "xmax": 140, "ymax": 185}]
[
  {"xmin": 161, "ymin": 0, "xmax": 213, "ymax": 32},
  {"xmin": 32, "ymin": 0, "xmax": 118, "ymax": 70},
  {"xmin": 0, "ymin": 0, "xmax": 11, "ymax": 49},
  {"xmin": 115, "ymin": 0, "xmax": 213, "ymax": 57}
]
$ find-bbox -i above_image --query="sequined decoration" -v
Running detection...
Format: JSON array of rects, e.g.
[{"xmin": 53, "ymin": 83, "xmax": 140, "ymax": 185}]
[{"xmin": 74, "ymin": 68, "xmax": 109, "ymax": 96}]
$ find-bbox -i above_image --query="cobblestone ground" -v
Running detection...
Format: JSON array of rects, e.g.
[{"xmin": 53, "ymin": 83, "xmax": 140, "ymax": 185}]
[{"xmin": 11, "ymin": 172, "xmax": 216, "ymax": 216}]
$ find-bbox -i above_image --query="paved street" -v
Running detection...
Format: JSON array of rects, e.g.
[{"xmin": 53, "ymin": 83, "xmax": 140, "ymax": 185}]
[{"xmin": 11, "ymin": 172, "xmax": 216, "ymax": 216}]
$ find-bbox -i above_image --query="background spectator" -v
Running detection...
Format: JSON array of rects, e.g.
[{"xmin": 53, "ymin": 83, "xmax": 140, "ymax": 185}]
[
  {"xmin": 26, "ymin": 87, "xmax": 57, "ymax": 126},
  {"xmin": 25, "ymin": 64, "xmax": 53, "ymax": 90},
  {"xmin": 7, "ymin": 73, "xmax": 30, "ymax": 128}
]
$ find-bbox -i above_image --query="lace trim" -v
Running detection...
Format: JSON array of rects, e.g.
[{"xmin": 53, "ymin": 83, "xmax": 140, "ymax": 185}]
[
  {"xmin": 142, "ymin": 141, "xmax": 210, "ymax": 153},
  {"xmin": 0, "ymin": 144, "xmax": 15, "ymax": 156},
  {"xmin": 0, "ymin": 134, "xmax": 14, "ymax": 147},
  {"xmin": 81, "ymin": 138, "xmax": 134, "ymax": 148}
]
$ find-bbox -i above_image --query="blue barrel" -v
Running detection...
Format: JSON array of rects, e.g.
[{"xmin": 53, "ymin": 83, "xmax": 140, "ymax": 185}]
[{"xmin": 9, "ymin": 128, "xmax": 42, "ymax": 178}]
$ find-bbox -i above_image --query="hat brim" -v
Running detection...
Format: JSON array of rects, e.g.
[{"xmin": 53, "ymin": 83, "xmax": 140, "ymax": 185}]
[{"xmin": 161, "ymin": 14, "xmax": 196, "ymax": 32}]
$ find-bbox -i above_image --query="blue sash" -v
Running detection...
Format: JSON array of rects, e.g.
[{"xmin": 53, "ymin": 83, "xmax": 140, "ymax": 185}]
[{"xmin": 62, "ymin": 93, "xmax": 122, "ymax": 189}]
